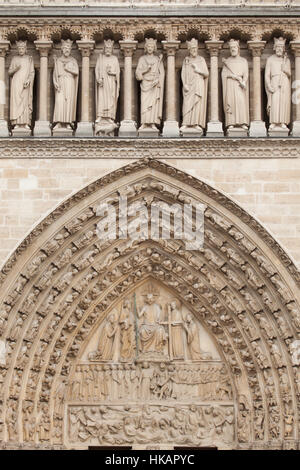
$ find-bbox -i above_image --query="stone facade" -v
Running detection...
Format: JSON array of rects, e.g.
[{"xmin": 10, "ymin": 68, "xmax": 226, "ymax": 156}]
[{"xmin": 0, "ymin": 2, "xmax": 299, "ymax": 451}]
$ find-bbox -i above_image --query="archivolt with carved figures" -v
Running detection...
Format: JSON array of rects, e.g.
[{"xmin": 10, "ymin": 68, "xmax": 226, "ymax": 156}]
[{"xmin": 0, "ymin": 158, "xmax": 299, "ymax": 449}]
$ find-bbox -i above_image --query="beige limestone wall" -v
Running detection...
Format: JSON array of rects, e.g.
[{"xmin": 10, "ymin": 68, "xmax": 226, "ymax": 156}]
[{"xmin": 0, "ymin": 156, "xmax": 300, "ymax": 270}]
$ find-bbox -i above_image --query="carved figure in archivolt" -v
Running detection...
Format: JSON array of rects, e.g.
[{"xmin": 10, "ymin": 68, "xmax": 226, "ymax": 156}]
[
  {"xmin": 137, "ymin": 286, "xmax": 167, "ymax": 356},
  {"xmin": 53, "ymin": 39, "xmax": 79, "ymax": 130},
  {"xmin": 136, "ymin": 38, "xmax": 165, "ymax": 132},
  {"xmin": 8, "ymin": 41, "xmax": 34, "ymax": 130},
  {"xmin": 265, "ymin": 37, "xmax": 291, "ymax": 131},
  {"xmin": 222, "ymin": 39, "xmax": 249, "ymax": 130},
  {"xmin": 180, "ymin": 38, "xmax": 209, "ymax": 135},
  {"xmin": 95, "ymin": 39, "xmax": 120, "ymax": 136}
]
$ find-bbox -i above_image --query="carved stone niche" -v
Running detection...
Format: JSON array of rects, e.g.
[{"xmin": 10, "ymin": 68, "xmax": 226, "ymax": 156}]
[{"xmin": 65, "ymin": 281, "xmax": 235, "ymax": 450}]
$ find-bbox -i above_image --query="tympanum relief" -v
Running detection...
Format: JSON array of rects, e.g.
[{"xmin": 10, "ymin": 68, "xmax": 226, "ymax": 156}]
[{"xmin": 66, "ymin": 282, "xmax": 234, "ymax": 449}]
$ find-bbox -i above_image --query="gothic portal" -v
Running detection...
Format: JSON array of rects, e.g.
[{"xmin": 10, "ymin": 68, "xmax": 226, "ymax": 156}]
[{"xmin": 0, "ymin": 159, "xmax": 299, "ymax": 450}]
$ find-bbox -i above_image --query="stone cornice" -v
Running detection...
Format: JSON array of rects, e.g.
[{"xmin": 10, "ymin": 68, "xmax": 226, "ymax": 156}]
[
  {"xmin": 1, "ymin": 5, "xmax": 300, "ymax": 19},
  {"xmin": 0, "ymin": 138, "xmax": 299, "ymax": 159},
  {"xmin": 0, "ymin": 17, "xmax": 300, "ymax": 41}
]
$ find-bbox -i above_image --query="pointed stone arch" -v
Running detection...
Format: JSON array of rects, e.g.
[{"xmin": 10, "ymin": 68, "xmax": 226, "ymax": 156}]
[{"xmin": 0, "ymin": 158, "xmax": 299, "ymax": 450}]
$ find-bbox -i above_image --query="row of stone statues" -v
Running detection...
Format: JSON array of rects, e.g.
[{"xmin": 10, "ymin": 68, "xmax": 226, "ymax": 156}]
[{"xmin": 8, "ymin": 36, "xmax": 291, "ymax": 136}]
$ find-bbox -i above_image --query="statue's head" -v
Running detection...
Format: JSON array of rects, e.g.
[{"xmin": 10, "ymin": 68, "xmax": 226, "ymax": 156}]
[
  {"xmin": 108, "ymin": 311, "xmax": 117, "ymax": 323},
  {"xmin": 228, "ymin": 39, "xmax": 240, "ymax": 57},
  {"xmin": 61, "ymin": 39, "xmax": 73, "ymax": 57},
  {"xmin": 186, "ymin": 313, "xmax": 192, "ymax": 323},
  {"xmin": 145, "ymin": 38, "xmax": 157, "ymax": 55},
  {"xmin": 170, "ymin": 299, "xmax": 178, "ymax": 310},
  {"xmin": 16, "ymin": 40, "xmax": 27, "ymax": 56},
  {"xmin": 146, "ymin": 293, "xmax": 154, "ymax": 304},
  {"xmin": 104, "ymin": 39, "xmax": 114, "ymax": 56},
  {"xmin": 274, "ymin": 37, "xmax": 286, "ymax": 57},
  {"xmin": 187, "ymin": 38, "xmax": 198, "ymax": 58}
]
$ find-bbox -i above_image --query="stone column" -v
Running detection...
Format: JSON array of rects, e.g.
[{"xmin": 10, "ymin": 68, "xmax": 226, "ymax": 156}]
[
  {"xmin": 76, "ymin": 39, "xmax": 95, "ymax": 137},
  {"xmin": 119, "ymin": 40, "xmax": 138, "ymax": 137},
  {"xmin": 162, "ymin": 40, "xmax": 180, "ymax": 137},
  {"xmin": 0, "ymin": 40, "xmax": 10, "ymax": 137},
  {"xmin": 247, "ymin": 40, "xmax": 267, "ymax": 137},
  {"xmin": 205, "ymin": 40, "xmax": 224, "ymax": 137},
  {"xmin": 34, "ymin": 40, "xmax": 52, "ymax": 137},
  {"xmin": 290, "ymin": 41, "xmax": 300, "ymax": 137}
]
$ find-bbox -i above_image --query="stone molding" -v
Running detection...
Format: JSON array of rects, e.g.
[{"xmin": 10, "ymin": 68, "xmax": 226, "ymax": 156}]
[
  {"xmin": 0, "ymin": 17, "xmax": 300, "ymax": 41},
  {"xmin": 0, "ymin": 138, "xmax": 299, "ymax": 159}
]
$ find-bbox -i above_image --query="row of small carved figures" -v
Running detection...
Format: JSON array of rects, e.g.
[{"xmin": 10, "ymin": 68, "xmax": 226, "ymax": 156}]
[
  {"xmin": 67, "ymin": 362, "xmax": 232, "ymax": 401},
  {"xmin": 68, "ymin": 404, "xmax": 234, "ymax": 444}
]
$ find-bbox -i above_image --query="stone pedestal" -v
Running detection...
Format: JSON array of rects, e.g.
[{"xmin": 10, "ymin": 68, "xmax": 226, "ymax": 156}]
[
  {"xmin": 0, "ymin": 119, "xmax": 9, "ymax": 137},
  {"xmin": 291, "ymin": 121, "xmax": 300, "ymax": 137},
  {"xmin": 76, "ymin": 121, "xmax": 94, "ymax": 137},
  {"xmin": 138, "ymin": 127, "xmax": 159, "ymax": 138},
  {"xmin": 12, "ymin": 127, "xmax": 31, "ymax": 137},
  {"xmin": 162, "ymin": 120, "xmax": 180, "ymax": 137},
  {"xmin": 206, "ymin": 121, "xmax": 223, "ymax": 137},
  {"xmin": 181, "ymin": 126, "xmax": 203, "ymax": 138},
  {"xmin": 52, "ymin": 127, "xmax": 74, "ymax": 137},
  {"xmin": 249, "ymin": 120, "xmax": 267, "ymax": 137},
  {"xmin": 227, "ymin": 127, "xmax": 248, "ymax": 137},
  {"xmin": 34, "ymin": 120, "xmax": 51, "ymax": 137},
  {"xmin": 268, "ymin": 126, "xmax": 289, "ymax": 137},
  {"xmin": 119, "ymin": 119, "xmax": 137, "ymax": 137}
]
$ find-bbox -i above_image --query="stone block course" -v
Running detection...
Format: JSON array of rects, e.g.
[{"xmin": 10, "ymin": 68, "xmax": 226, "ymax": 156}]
[{"xmin": 0, "ymin": 156, "xmax": 299, "ymax": 271}]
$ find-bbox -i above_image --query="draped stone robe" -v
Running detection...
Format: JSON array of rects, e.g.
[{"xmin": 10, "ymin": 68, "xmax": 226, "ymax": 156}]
[
  {"xmin": 222, "ymin": 56, "xmax": 249, "ymax": 127},
  {"xmin": 139, "ymin": 302, "xmax": 166, "ymax": 353},
  {"xmin": 9, "ymin": 54, "xmax": 35, "ymax": 125},
  {"xmin": 95, "ymin": 53, "xmax": 120, "ymax": 122},
  {"xmin": 265, "ymin": 54, "xmax": 291, "ymax": 126},
  {"xmin": 53, "ymin": 55, "xmax": 79, "ymax": 125},
  {"xmin": 136, "ymin": 54, "xmax": 165, "ymax": 125},
  {"xmin": 181, "ymin": 55, "xmax": 208, "ymax": 128}
]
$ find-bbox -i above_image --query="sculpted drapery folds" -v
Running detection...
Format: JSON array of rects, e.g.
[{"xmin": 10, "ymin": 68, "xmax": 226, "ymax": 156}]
[
  {"xmin": 168, "ymin": 300, "xmax": 184, "ymax": 360},
  {"xmin": 137, "ymin": 291, "xmax": 167, "ymax": 355},
  {"xmin": 222, "ymin": 39, "xmax": 249, "ymax": 130},
  {"xmin": 53, "ymin": 39, "xmax": 79, "ymax": 130},
  {"xmin": 136, "ymin": 38, "xmax": 165, "ymax": 131},
  {"xmin": 8, "ymin": 41, "xmax": 34, "ymax": 129},
  {"xmin": 265, "ymin": 37, "xmax": 291, "ymax": 130},
  {"xmin": 119, "ymin": 298, "xmax": 136, "ymax": 360},
  {"xmin": 180, "ymin": 38, "xmax": 209, "ymax": 134},
  {"xmin": 96, "ymin": 311, "xmax": 119, "ymax": 360},
  {"xmin": 95, "ymin": 39, "xmax": 120, "ymax": 136}
]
